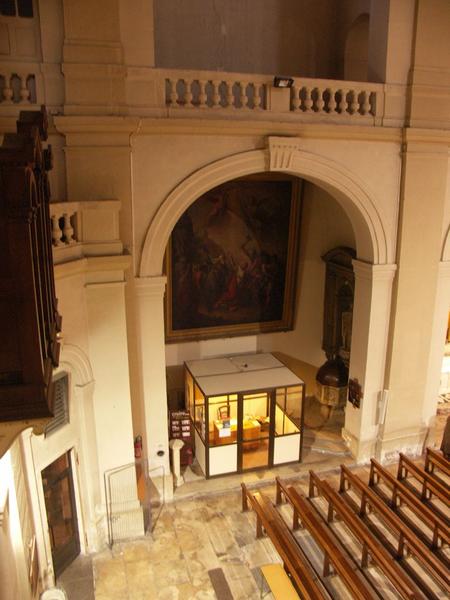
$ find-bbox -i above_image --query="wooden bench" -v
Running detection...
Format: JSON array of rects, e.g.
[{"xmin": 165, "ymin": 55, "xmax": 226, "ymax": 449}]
[
  {"xmin": 397, "ymin": 452, "xmax": 449, "ymax": 505},
  {"xmin": 241, "ymin": 483, "xmax": 330, "ymax": 600},
  {"xmin": 340, "ymin": 464, "xmax": 450, "ymax": 597},
  {"xmin": 425, "ymin": 447, "xmax": 450, "ymax": 479},
  {"xmin": 306, "ymin": 471, "xmax": 428, "ymax": 600},
  {"xmin": 276, "ymin": 478, "xmax": 379, "ymax": 600},
  {"xmin": 260, "ymin": 564, "xmax": 299, "ymax": 599},
  {"xmin": 369, "ymin": 458, "xmax": 450, "ymax": 549}
]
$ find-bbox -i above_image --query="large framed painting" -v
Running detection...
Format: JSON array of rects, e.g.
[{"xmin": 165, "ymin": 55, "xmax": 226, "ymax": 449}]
[{"xmin": 165, "ymin": 173, "xmax": 303, "ymax": 343}]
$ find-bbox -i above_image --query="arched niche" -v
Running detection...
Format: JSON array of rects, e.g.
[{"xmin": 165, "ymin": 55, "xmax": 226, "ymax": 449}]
[
  {"xmin": 140, "ymin": 146, "xmax": 388, "ymax": 278},
  {"xmin": 58, "ymin": 344, "xmax": 94, "ymax": 388},
  {"xmin": 344, "ymin": 14, "xmax": 370, "ymax": 82}
]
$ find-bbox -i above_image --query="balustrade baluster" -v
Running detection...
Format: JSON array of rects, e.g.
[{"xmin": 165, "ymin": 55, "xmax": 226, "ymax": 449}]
[
  {"xmin": 226, "ymin": 81, "xmax": 235, "ymax": 108},
  {"xmin": 304, "ymin": 87, "xmax": 313, "ymax": 112},
  {"xmin": 212, "ymin": 80, "xmax": 221, "ymax": 108},
  {"xmin": 362, "ymin": 90, "xmax": 371, "ymax": 115},
  {"xmin": 198, "ymin": 80, "xmax": 208, "ymax": 108},
  {"xmin": 19, "ymin": 74, "xmax": 30, "ymax": 104},
  {"xmin": 291, "ymin": 86, "xmax": 300, "ymax": 111},
  {"xmin": 239, "ymin": 81, "xmax": 248, "ymax": 109},
  {"xmin": 2, "ymin": 75, "xmax": 13, "ymax": 104},
  {"xmin": 349, "ymin": 89, "xmax": 359, "ymax": 115},
  {"xmin": 184, "ymin": 79, "xmax": 194, "ymax": 107},
  {"xmin": 168, "ymin": 79, "xmax": 178, "ymax": 107},
  {"xmin": 253, "ymin": 83, "xmax": 262, "ymax": 110},
  {"xmin": 338, "ymin": 89, "xmax": 349, "ymax": 114},
  {"xmin": 316, "ymin": 87, "xmax": 325, "ymax": 113},
  {"xmin": 51, "ymin": 214, "xmax": 64, "ymax": 247},
  {"xmin": 62, "ymin": 213, "xmax": 75, "ymax": 244},
  {"xmin": 327, "ymin": 88, "xmax": 337, "ymax": 113}
]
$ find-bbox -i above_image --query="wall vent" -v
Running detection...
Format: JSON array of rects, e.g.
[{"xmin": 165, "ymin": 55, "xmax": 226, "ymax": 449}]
[{"xmin": 45, "ymin": 374, "xmax": 69, "ymax": 436}]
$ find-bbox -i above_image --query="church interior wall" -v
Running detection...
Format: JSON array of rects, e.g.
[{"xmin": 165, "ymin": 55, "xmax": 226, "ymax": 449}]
[
  {"xmin": 154, "ymin": 0, "xmax": 339, "ymax": 79},
  {"xmin": 1, "ymin": 1, "xmax": 450, "ymax": 593}
]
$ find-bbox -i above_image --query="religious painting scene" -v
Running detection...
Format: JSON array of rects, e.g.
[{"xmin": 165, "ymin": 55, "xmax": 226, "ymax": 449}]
[{"xmin": 168, "ymin": 176, "xmax": 299, "ymax": 338}]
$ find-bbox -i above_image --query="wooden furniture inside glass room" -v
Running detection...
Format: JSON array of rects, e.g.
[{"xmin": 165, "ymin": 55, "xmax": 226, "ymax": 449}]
[{"xmin": 184, "ymin": 353, "xmax": 305, "ymax": 477}]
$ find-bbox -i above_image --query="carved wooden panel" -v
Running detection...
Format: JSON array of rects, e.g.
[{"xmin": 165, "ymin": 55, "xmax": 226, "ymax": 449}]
[{"xmin": 0, "ymin": 107, "xmax": 62, "ymax": 431}]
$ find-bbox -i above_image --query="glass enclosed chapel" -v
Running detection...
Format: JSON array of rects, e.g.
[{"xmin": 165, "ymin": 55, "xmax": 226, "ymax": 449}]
[{"xmin": 185, "ymin": 353, "xmax": 305, "ymax": 477}]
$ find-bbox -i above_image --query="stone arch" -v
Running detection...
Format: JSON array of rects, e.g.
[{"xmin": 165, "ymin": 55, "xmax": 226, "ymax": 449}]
[
  {"xmin": 140, "ymin": 147, "xmax": 389, "ymax": 277},
  {"xmin": 442, "ymin": 224, "xmax": 450, "ymax": 261},
  {"xmin": 58, "ymin": 343, "xmax": 94, "ymax": 388}
]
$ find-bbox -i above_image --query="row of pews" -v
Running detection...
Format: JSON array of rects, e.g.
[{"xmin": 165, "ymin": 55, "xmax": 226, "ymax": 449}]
[{"xmin": 242, "ymin": 446, "xmax": 449, "ymax": 599}]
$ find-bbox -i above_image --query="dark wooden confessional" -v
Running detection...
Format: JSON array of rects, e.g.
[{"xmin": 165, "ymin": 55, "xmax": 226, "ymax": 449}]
[{"xmin": 0, "ymin": 107, "xmax": 62, "ymax": 436}]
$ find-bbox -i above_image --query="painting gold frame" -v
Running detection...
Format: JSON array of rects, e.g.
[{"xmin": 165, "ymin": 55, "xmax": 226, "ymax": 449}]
[{"xmin": 165, "ymin": 173, "xmax": 303, "ymax": 343}]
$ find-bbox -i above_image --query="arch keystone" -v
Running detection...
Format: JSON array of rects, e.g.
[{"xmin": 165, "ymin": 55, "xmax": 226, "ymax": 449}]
[{"xmin": 268, "ymin": 136, "xmax": 302, "ymax": 170}]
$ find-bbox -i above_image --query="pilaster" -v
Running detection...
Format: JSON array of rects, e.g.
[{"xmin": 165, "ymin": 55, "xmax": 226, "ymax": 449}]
[
  {"xmin": 342, "ymin": 261, "xmax": 397, "ymax": 461},
  {"xmin": 134, "ymin": 277, "xmax": 171, "ymax": 474}
]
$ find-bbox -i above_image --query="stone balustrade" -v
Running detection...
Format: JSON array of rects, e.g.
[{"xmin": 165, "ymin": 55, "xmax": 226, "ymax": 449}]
[
  {"xmin": 0, "ymin": 71, "xmax": 36, "ymax": 104},
  {"xmin": 50, "ymin": 200, "xmax": 123, "ymax": 264},
  {"xmin": 164, "ymin": 69, "xmax": 383, "ymax": 123},
  {"xmin": 290, "ymin": 78, "xmax": 379, "ymax": 117},
  {"xmin": 0, "ymin": 65, "xmax": 394, "ymax": 126},
  {"xmin": 165, "ymin": 69, "xmax": 270, "ymax": 110}
]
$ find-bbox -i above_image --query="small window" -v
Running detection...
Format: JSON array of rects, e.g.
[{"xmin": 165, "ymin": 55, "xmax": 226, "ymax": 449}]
[
  {"xmin": 45, "ymin": 373, "xmax": 69, "ymax": 436},
  {"xmin": 0, "ymin": 0, "xmax": 33, "ymax": 17}
]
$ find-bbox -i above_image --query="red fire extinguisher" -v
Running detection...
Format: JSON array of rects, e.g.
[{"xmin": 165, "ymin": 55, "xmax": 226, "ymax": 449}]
[{"xmin": 134, "ymin": 435, "xmax": 142, "ymax": 459}]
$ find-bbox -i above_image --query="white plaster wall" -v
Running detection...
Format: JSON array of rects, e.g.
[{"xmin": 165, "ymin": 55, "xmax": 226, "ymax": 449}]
[
  {"xmin": 0, "ymin": 450, "xmax": 28, "ymax": 600},
  {"xmin": 55, "ymin": 272, "xmax": 91, "ymax": 357},
  {"xmin": 154, "ymin": 0, "xmax": 338, "ymax": 78}
]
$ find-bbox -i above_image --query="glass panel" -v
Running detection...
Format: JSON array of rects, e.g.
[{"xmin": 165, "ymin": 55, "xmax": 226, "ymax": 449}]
[
  {"xmin": 275, "ymin": 388, "xmax": 300, "ymax": 435},
  {"xmin": 241, "ymin": 392, "xmax": 269, "ymax": 470},
  {"xmin": 18, "ymin": 0, "xmax": 33, "ymax": 17},
  {"xmin": 186, "ymin": 371, "xmax": 194, "ymax": 420},
  {"xmin": 194, "ymin": 387, "xmax": 205, "ymax": 439},
  {"xmin": 209, "ymin": 394, "xmax": 237, "ymax": 446},
  {"xmin": 286, "ymin": 385, "xmax": 302, "ymax": 422},
  {"xmin": 0, "ymin": 1, "xmax": 16, "ymax": 16}
]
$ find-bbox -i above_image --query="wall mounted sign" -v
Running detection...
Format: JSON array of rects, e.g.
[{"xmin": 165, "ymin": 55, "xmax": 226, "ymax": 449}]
[{"xmin": 165, "ymin": 174, "xmax": 302, "ymax": 342}]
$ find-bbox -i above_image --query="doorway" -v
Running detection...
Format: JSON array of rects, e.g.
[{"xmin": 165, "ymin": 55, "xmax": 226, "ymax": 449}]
[
  {"xmin": 240, "ymin": 392, "xmax": 271, "ymax": 470},
  {"xmin": 42, "ymin": 452, "xmax": 80, "ymax": 577}
]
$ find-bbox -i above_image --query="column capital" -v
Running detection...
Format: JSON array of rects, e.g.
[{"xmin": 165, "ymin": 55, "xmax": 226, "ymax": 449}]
[
  {"xmin": 352, "ymin": 260, "xmax": 397, "ymax": 282},
  {"xmin": 134, "ymin": 276, "xmax": 167, "ymax": 299}
]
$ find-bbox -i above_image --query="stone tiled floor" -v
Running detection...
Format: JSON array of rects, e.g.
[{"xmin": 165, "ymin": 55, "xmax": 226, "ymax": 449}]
[
  {"xmin": 58, "ymin": 554, "xmax": 94, "ymax": 600},
  {"xmin": 57, "ymin": 401, "xmax": 450, "ymax": 599}
]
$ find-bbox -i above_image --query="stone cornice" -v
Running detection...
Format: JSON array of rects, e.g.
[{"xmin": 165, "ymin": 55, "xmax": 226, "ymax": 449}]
[
  {"xmin": 352, "ymin": 260, "xmax": 397, "ymax": 282},
  {"xmin": 54, "ymin": 254, "xmax": 132, "ymax": 280},
  {"xmin": 52, "ymin": 115, "xmax": 404, "ymax": 144}
]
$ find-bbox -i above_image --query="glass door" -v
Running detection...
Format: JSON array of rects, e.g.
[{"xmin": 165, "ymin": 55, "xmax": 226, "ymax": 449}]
[
  {"xmin": 41, "ymin": 452, "xmax": 80, "ymax": 577},
  {"xmin": 240, "ymin": 392, "xmax": 271, "ymax": 470}
]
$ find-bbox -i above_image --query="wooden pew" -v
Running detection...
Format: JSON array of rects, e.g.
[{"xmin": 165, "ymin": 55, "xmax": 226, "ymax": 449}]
[
  {"xmin": 241, "ymin": 483, "xmax": 330, "ymax": 600},
  {"xmin": 369, "ymin": 458, "xmax": 450, "ymax": 549},
  {"xmin": 306, "ymin": 471, "xmax": 428, "ymax": 600},
  {"xmin": 397, "ymin": 452, "xmax": 449, "ymax": 505},
  {"xmin": 425, "ymin": 447, "xmax": 450, "ymax": 479},
  {"xmin": 339, "ymin": 464, "xmax": 450, "ymax": 597},
  {"xmin": 275, "ymin": 478, "xmax": 379, "ymax": 600}
]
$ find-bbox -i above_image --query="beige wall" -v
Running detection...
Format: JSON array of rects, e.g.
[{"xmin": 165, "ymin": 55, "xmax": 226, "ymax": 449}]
[{"xmin": 154, "ymin": 0, "xmax": 339, "ymax": 78}]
